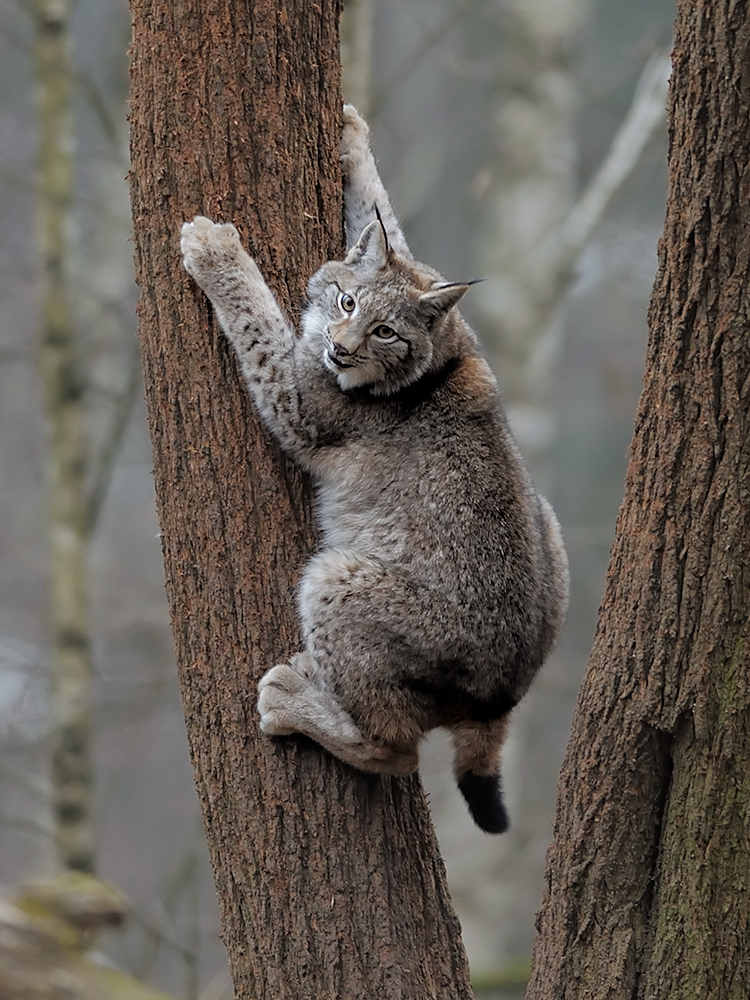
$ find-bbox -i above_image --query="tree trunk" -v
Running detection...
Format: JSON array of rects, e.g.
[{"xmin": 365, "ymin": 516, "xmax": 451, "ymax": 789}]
[
  {"xmin": 527, "ymin": 2, "xmax": 750, "ymax": 997},
  {"xmin": 35, "ymin": 0, "xmax": 96, "ymax": 876},
  {"xmin": 127, "ymin": 2, "xmax": 474, "ymax": 997}
]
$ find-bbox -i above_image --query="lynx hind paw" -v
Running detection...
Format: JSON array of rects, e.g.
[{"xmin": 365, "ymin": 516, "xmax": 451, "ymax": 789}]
[
  {"xmin": 180, "ymin": 216, "xmax": 242, "ymax": 279},
  {"xmin": 257, "ymin": 663, "xmax": 313, "ymax": 737},
  {"xmin": 341, "ymin": 104, "xmax": 371, "ymax": 172}
]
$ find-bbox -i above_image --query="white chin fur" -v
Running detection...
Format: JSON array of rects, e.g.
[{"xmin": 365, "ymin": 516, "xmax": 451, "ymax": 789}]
[
  {"xmin": 336, "ymin": 366, "xmax": 376, "ymax": 391},
  {"xmin": 323, "ymin": 354, "xmax": 377, "ymax": 391}
]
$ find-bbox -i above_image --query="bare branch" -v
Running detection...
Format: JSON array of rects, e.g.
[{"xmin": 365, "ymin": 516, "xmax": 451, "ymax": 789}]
[
  {"xmin": 0, "ymin": 811, "xmax": 54, "ymax": 838},
  {"xmin": 341, "ymin": 0, "xmax": 376, "ymax": 119},
  {"xmin": 0, "ymin": 759, "xmax": 51, "ymax": 803},
  {"xmin": 518, "ymin": 49, "xmax": 670, "ymax": 353},
  {"xmin": 86, "ymin": 336, "xmax": 142, "ymax": 534},
  {"xmin": 73, "ymin": 67, "xmax": 129, "ymax": 157},
  {"xmin": 136, "ymin": 827, "xmax": 205, "ymax": 982},
  {"xmin": 560, "ymin": 51, "xmax": 670, "ymax": 264},
  {"xmin": 374, "ymin": 1, "xmax": 472, "ymax": 114}
]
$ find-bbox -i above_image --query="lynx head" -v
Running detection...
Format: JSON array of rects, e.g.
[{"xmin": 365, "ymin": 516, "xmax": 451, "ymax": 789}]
[{"xmin": 302, "ymin": 220, "xmax": 470, "ymax": 396}]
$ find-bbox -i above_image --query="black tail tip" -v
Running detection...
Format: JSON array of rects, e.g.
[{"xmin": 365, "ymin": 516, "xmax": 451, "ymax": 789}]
[{"xmin": 457, "ymin": 772, "xmax": 510, "ymax": 834}]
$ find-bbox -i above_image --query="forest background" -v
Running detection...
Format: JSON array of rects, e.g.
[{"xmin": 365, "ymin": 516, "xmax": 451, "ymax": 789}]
[{"xmin": 0, "ymin": 0, "xmax": 674, "ymax": 996}]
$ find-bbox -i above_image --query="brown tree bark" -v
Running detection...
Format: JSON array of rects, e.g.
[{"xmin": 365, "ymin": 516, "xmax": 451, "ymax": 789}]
[
  {"xmin": 128, "ymin": 2, "xmax": 474, "ymax": 997},
  {"xmin": 527, "ymin": 2, "xmax": 750, "ymax": 997}
]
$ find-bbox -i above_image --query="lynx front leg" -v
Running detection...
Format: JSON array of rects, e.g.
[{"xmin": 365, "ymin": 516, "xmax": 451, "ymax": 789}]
[
  {"xmin": 180, "ymin": 216, "xmax": 315, "ymax": 455},
  {"xmin": 257, "ymin": 655, "xmax": 419, "ymax": 776},
  {"xmin": 180, "ymin": 217, "xmax": 282, "ymax": 335},
  {"xmin": 341, "ymin": 105, "xmax": 412, "ymax": 258}
]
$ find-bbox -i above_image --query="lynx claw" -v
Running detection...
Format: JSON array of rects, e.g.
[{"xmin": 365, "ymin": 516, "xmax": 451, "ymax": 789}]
[
  {"xmin": 180, "ymin": 216, "xmax": 242, "ymax": 281},
  {"xmin": 181, "ymin": 215, "xmax": 239, "ymax": 239},
  {"xmin": 258, "ymin": 709, "xmax": 298, "ymax": 738},
  {"xmin": 341, "ymin": 104, "xmax": 371, "ymax": 174},
  {"xmin": 342, "ymin": 104, "xmax": 369, "ymax": 135}
]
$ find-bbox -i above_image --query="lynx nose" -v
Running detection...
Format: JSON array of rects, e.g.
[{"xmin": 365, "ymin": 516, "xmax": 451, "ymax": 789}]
[{"xmin": 331, "ymin": 341, "xmax": 351, "ymax": 357}]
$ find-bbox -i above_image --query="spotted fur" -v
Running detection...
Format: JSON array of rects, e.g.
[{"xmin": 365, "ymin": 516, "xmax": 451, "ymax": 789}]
[{"xmin": 179, "ymin": 105, "xmax": 569, "ymax": 833}]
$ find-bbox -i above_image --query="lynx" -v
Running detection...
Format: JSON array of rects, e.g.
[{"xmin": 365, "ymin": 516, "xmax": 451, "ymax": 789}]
[{"xmin": 179, "ymin": 105, "xmax": 569, "ymax": 833}]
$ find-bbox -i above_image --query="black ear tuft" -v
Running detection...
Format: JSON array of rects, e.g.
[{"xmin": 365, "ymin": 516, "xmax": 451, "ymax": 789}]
[
  {"xmin": 419, "ymin": 281, "xmax": 470, "ymax": 316},
  {"xmin": 457, "ymin": 772, "xmax": 510, "ymax": 834},
  {"xmin": 374, "ymin": 204, "xmax": 390, "ymax": 253}
]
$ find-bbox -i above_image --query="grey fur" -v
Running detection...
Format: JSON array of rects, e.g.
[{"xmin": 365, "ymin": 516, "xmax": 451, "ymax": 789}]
[{"xmin": 179, "ymin": 105, "xmax": 569, "ymax": 832}]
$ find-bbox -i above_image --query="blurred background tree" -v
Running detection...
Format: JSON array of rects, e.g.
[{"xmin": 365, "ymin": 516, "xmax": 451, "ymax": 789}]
[{"xmin": 0, "ymin": 0, "xmax": 674, "ymax": 996}]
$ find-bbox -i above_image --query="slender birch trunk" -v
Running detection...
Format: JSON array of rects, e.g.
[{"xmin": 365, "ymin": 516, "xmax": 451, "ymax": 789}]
[{"xmin": 34, "ymin": 0, "xmax": 95, "ymax": 875}]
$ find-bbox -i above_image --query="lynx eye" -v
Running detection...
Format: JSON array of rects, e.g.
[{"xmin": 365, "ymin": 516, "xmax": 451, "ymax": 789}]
[
  {"xmin": 371, "ymin": 324, "xmax": 398, "ymax": 342},
  {"xmin": 339, "ymin": 292, "xmax": 357, "ymax": 314}
]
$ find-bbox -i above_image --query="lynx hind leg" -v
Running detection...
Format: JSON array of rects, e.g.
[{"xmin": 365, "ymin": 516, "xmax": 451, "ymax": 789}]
[
  {"xmin": 538, "ymin": 495, "xmax": 571, "ymax": 639},
  {"xmin": 257, "ymin": 654, "xmax": 418, "ymax": 776},
  {"xmin": 296, "ymin": 549, "xmax": 431, "ymax": 769},
  {"xmin": 450, "ymin": 717, "xmax": 511, "ymax": 834},
  {"xmin": 258, "ymin": 656, "xmax": 365, "ymax": 750}
]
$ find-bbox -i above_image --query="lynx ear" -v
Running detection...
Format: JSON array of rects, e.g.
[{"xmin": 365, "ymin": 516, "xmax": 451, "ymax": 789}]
[
  {"xmin": 345, "ymin": 219, "xmax": 389, "ymax": 269},
  {"xmin": 419, "ymin": 281, "xmax": 471, "ymax": 316}
]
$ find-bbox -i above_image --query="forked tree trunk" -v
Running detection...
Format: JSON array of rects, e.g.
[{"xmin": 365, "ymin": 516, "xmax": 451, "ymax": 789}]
[
  {"xmin": 128, "ymin": 2, "xmax": 474, "ymax": 997},
  {"xmin": 527, "ymin": 1, "xmax": 750, "ymax": 996}
]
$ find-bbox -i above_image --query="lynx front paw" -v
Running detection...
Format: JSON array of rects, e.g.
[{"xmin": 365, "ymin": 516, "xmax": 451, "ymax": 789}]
[
  {"xmin": 180, "ymin": 216, "xmax": 244, "ymax": 289},
  {"xmin": 341, "ymin": 104, "xmax": 371, "ymax": 176}
]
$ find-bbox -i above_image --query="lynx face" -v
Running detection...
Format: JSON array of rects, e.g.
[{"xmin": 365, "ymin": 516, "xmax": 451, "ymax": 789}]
[{"xmin": 302, "ymin": 221, "xmax": 469, "ymax": 397}]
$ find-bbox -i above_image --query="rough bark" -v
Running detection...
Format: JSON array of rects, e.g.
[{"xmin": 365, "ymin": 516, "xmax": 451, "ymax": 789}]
[
  {"xmin": 128, "ymin": 2, "xmax": 474, "ymax": 997},
  {"xmin": 34, "ymin": 0, "xmax": 96, "ymax": 875},
  {"xmin": 527, "ymin": 1, "xmax": 750, "ymax": 997}
]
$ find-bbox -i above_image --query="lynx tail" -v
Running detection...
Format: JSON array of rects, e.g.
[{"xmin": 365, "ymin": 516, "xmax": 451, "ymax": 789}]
[
  {"xmin": 457, "ymin": 771, "xmax": 509, "ymax": 834},
  {"xmin": 451, "ymin": 716, "xmax": 511, "ymax": 834}
]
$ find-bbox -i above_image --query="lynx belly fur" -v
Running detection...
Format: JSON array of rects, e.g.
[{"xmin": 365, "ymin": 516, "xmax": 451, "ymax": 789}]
[{"xmin": 180, "ymin": 105, "xmax": 569, "ymax": 833}]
